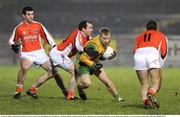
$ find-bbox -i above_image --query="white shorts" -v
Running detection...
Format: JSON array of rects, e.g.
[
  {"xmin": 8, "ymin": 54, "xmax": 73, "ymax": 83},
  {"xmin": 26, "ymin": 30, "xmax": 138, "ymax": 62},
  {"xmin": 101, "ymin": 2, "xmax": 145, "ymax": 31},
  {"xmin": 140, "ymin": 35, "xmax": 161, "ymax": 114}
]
[
  {"xmin": 134, "ymin": 47, "xmax": 164, "ymax": 70},
  {"xmin": 49, "ymin": 46, "xmax": 74, "ymax": 70},
  {"xmin": 20, "ymin": 49, "xmax": 49, "ymax": 66}
]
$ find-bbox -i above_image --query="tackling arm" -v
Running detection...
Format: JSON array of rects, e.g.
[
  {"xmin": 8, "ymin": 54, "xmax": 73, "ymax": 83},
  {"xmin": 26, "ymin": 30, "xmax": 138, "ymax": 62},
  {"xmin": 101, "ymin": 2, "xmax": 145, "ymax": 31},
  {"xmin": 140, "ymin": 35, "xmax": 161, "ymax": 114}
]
[{"xmin": 40, "ymin": 23, "xmax": 56, "ymax": 48}]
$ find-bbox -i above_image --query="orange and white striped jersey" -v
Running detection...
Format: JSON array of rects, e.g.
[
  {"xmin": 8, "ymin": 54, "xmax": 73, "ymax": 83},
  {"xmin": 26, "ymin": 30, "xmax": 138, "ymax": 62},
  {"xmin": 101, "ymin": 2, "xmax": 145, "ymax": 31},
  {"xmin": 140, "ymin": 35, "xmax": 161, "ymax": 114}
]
[
  {"xmin": 9, "ymin": 21, "xmax": 56, "ymax": 52},
  {"xmin": 57, "ymin": 29, "xmax": 89, "ymax": 58},
  {"xmin": 133, "ymin": 30, "xmax": 168, "ymax": 59}
]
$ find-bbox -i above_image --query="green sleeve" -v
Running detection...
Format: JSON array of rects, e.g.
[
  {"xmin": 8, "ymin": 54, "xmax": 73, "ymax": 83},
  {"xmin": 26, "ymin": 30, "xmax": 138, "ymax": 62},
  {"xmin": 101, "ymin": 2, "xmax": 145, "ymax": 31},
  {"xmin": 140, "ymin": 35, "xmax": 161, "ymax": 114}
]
[{"xmin": 84, "ymin": 44, "xmax": 99, "ymax": 58}]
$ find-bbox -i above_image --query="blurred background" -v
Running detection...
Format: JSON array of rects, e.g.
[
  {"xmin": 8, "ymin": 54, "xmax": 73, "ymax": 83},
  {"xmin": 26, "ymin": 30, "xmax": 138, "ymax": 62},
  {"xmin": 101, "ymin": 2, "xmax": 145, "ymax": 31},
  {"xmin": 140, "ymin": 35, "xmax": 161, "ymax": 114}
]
[{"xmin": 0, "ymin": 0, "xmax": 180, "ymax": 67}]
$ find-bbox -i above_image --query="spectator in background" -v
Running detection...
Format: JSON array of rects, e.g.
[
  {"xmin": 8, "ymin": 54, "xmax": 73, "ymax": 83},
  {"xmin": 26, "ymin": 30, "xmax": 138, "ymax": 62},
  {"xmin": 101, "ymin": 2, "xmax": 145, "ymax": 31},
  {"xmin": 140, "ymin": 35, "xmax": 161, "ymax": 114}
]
[{"xmin": 133, "ymin": 20, "xmax": 168, "ymax": 109}]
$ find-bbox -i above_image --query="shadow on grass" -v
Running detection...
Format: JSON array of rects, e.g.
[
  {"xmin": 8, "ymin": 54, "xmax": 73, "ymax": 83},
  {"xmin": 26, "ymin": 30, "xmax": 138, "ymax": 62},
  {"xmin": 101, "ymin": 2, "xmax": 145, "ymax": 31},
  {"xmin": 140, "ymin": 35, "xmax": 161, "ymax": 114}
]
[{"xmin": 123, "ymin": 104, "xmax": 143, "ymax": 109}]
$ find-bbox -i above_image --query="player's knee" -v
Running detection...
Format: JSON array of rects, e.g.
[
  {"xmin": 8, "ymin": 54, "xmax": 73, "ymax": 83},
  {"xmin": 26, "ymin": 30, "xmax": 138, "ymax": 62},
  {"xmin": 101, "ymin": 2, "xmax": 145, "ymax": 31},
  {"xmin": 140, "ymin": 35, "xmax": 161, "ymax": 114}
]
[
  {"xmin": 82, "ymin": 81, "xmax": 91, "ymax": 88},
  {"xmin": 47, "ymin": 71, "xmax": 54, "ymax": 78},
  {"xmin": 141, "ymin": 84, "xmax": 149, "ymax": 89},
  {"xmin": 21, "ymin": 66, "xmax": 29, "ymax": 73},
  {"xmin": 67, "ymin": 65, "xmax": 75, "ymax": 75}
]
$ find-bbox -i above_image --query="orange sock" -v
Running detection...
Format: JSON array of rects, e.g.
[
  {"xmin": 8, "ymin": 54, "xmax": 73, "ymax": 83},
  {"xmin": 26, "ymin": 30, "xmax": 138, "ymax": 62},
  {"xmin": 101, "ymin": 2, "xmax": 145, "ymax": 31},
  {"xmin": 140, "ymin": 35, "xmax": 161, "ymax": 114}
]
[
  {"xmin": 148, "ymin": 88, "xmax": 156, "ymax": 95},
  {"xmin": 67, "ymin": 89, "xmax": 74, "ymax": 99},
  {"xmin": 30, "ymin": 86, "xmax": 38, "ymax": 93},
  {"xmin": 16, "ymin": 86, "xmax": 24, "ymax": 93},
  {"xmin": 143, "ymin": 99, "xmax": 151, "ymax": 105}
]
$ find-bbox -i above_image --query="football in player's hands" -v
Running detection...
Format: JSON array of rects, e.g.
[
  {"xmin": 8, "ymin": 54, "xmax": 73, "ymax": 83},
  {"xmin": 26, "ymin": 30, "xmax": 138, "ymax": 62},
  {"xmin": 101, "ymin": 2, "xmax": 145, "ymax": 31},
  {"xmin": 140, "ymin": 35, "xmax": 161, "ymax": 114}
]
[{"xmin": 103, "ymin": 46, "xmax": 116, "ymax": 59}]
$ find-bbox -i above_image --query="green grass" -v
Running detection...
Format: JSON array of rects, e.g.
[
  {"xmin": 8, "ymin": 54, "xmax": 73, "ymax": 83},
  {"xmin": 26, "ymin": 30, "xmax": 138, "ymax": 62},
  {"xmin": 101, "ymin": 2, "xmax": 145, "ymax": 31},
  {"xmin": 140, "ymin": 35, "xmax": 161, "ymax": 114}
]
[{"xmin": 0, "ymin": 66, "xmax": 180, "ymax": 115}]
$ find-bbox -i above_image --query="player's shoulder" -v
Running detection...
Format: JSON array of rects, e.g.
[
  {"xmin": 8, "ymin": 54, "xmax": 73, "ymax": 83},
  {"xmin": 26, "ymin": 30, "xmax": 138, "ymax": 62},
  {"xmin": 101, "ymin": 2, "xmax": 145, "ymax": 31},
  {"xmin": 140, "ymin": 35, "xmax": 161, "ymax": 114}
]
[
  {"xmin": 85, "ymin": 36, "xmax": 97, "ymax": 46},
  {"xmin": 66, "ymin": 28, "xmax": 78, "ymax": 40},
  {"xmin": 15, "ymin": 22, "xmax": 24, "ymax": 30},
  {"xmin": 146, "ymin": 30, "xmax": 164, "ymax": 35},
  {"xmin": 32, "ymin": 21, "xmax": 44, "ymax": 27},
  {"xmin": 136, "ymin": 30, "xmax": 165, "ymax": 38},
  {"xmin": 32, "ymin": 21, "xmax": 41, "ymax": 24},
  {"xmin": 148, "ymin": 30, "xmax": 166, "ymax": 39},
  {"xmin": 85, "ymin": 35, "xmax": 100, "ymax": 48},
  {"xmin": 91, "ymin": 35, "xmax": 99, "ymax": 40},
  {"xmin": 89, "ymin": 35, "xmax": 99, "ymax": 43},
  {"xmin": 156, "ymin": 30, "xmax": 165, "ymax": 36},
  {"xmin": 71, "ymin": 28, "xmax": 79, "ymax": 35},
  {"xmin": 136, "ymin": 31, "xmax": 146, "ymax": 40}
]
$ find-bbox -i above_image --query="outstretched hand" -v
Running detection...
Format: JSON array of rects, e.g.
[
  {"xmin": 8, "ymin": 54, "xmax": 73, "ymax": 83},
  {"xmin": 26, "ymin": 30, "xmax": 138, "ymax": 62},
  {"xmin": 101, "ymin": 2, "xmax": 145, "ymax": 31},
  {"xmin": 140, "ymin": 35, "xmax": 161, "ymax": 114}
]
[
  {"xmin": 92, "ymin": 62, "xmax": 103, "ymax": 71},
  {"xmin": 89, "ymin": 62, "xmax": 103, "ymax": 75}
]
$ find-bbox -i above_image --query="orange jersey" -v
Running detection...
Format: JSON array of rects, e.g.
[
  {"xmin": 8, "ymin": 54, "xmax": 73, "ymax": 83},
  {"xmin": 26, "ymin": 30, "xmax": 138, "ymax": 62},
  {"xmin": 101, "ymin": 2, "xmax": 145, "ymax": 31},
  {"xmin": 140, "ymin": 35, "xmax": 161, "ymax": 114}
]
[
  {"xmin": 133, "ymin": 30, "xmax": 168, "ymax": 59},
  {"xmin": 9, "ymin": 21, "xmax": 56, "ymax": 52},
  {"xmin": 57, "ymin": 29, "xmax": 88, "ymax": 57}
]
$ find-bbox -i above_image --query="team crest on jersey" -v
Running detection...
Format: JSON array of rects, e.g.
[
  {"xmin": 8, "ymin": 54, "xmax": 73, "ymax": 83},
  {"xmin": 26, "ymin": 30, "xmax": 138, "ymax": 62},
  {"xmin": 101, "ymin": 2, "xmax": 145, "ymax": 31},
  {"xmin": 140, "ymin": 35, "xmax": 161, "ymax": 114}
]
[
  {"xmin": 23, "ymin": 31, "xmax": 26, "ymax": 36},
  {"xmin": 34, "ymin": 29, "xmax": 38, "ymax": 34}
]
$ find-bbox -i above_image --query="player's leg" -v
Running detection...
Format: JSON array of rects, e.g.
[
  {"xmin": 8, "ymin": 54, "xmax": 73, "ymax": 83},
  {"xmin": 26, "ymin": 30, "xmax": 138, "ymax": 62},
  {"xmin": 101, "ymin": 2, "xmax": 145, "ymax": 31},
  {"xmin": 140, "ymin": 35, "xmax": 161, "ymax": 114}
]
[
  {"xmin": 14, "ymin": 58, "xmax": 31, "ymax": 99},
  {"xmin": 51, "ymin": 62, "xmax": 67, "ymax": 97},
  {"xmin": 136, "ymin": 70, "xmax": 153, "ymax": 108},
  {"xmin": 134, "ymin": 49, "xmax": 154, "ymax": 108},
  {"xmin": 96, "ymin": 68, "xmax": 123, "ymax": 101},
  {"xmin": 146, "ymin": 48, "xmax": 163, "ymax": 108},
  {"xmin": 26, "ymin": 49, "xmax": 54, "ymax": 98},
  {"xmin": 76, "ymin": 64, "xmax": 91, "ymax": 89},
  {"xmin": 48, "ymin": 47, "xmax": 77, "ymax": 99},
  {"xmin": 147, "ymin": 68, "xmax": 162, "ymax": 108},
  {"xmin": 149, "ymin": 68, "xmax": 162, "ymax": 94},
  {"xmin": 76, "ymin": 65, "xmax": 92, "ymax": 100},
  {"xmin": 146, "ymin": 47, "xmax": 163, "ymax": 95},
  {"xmin": 49, "ymin": 48, "xmax": 68, "ymax": 97},
  {"xmin": 53, "ymin": 73, "xmax": 67, "ymax": 97},
  {"xmin": 77, "ymin": 74, "xmax": 91, "ymax": 89},
  {"xmin": 65, "ymin": 64, "xmax": 78, "ymax": 100},
  {"xmin": 77, "ymin": 74, "xmax": 90, "ymax": 100},
  {"xmin": 26, "ymin": 60, "xmax": 53, "ymax": 99},
  {"xmin": 55, "ymin": 55, "xmax": 77, "ymax": 100}
]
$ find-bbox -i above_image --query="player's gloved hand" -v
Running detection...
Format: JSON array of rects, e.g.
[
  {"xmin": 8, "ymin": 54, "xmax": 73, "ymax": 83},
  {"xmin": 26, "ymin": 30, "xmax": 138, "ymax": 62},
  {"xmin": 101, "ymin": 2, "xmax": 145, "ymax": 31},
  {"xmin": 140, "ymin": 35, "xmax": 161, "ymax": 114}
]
[
  {"xmin": 11, "ymin": 44, "xmax": 20, "ymax": 53},
  {"xmin": 99, "ymin": 54, "xmax": 106, "ymax": 61},
  {"xmin": 108, "ymin": 51, "xmax": 116, "ymax": 60},
  {"xmin": 89, "ymin": 62, "xmax": 103, "ymax": 75},
  {"xmin": 91, "ymin": 62, "xmax": 103, "ymax": 71}
]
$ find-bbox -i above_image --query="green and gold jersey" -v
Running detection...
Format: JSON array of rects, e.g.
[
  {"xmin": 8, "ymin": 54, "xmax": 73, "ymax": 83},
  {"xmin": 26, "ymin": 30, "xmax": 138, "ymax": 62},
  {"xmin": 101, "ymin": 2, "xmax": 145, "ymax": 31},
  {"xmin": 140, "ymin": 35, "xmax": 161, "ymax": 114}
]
[{"xmin": 78, "ymin": 35, "xmax": 108, "ymax": 67}]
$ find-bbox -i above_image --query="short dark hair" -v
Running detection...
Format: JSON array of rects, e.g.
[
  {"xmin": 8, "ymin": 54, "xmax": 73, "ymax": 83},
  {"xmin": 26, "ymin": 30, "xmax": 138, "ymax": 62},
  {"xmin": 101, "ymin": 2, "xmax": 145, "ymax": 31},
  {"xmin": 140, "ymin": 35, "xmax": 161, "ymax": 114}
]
[
  {"xmin": 146, "ymin": 20, "xmax": 157, "ymax": 30},
  {"xmin": 22, "ymin": 6, "xmax": 33, "ymax": 15},
  {"xmin": 99, "ymin": 27, "xmax": 111, "ymax": 36},
  {"xmin": 78, "ymin": 21, "xmax": 92, "ymax": 31}
]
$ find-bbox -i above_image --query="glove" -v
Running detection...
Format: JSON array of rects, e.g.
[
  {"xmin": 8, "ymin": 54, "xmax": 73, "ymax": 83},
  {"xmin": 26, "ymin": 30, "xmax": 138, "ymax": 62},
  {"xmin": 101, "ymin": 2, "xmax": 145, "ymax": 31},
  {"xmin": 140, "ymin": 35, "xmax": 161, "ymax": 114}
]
[
  {"xmin": 90, "ymin": 62, "xmax": 103, "ymax": 75},
  {"xmin": 99, "ymin": 54, "xmax": 106, "ymax": 61},
  {"xmin": 108, "ymin": 51, "xmax": 116, "ymax": 60},
  {"xmin": 91, "ymin": 62, "xmax": 103, "ymax": 71},
  {"xmin": 11, "ymin": 44, "xmax": 20, "ymax": 53}
]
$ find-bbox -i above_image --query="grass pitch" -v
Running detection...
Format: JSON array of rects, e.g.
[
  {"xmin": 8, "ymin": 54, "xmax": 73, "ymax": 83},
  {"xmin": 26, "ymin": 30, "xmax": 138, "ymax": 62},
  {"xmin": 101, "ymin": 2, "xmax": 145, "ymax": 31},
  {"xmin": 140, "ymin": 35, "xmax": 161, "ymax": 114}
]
[{"xmin": 0, "ymin": 66, "xmax": 180, "ymax": 115}]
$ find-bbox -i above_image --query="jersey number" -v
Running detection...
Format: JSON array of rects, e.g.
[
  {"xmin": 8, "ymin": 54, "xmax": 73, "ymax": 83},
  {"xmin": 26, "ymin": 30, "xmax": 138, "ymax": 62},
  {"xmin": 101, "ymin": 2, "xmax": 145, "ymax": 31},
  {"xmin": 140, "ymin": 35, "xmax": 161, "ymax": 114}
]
[{"xmin": 144, "ymin": 33, "xmax": 151, "ymax": 42}]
